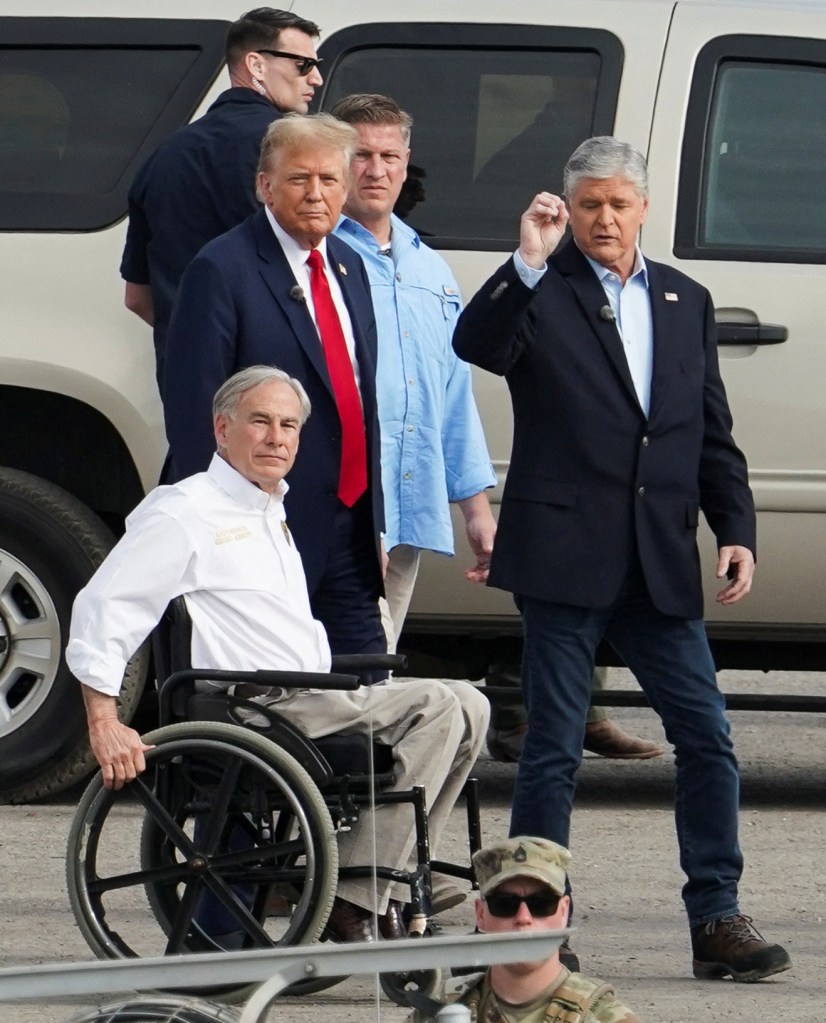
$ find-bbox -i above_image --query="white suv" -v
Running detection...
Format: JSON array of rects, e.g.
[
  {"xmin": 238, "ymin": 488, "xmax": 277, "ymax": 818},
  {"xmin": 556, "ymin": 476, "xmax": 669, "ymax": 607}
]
[{"xmin": 1, "ymin": 0, "xmax": 825, "ymax": 800}]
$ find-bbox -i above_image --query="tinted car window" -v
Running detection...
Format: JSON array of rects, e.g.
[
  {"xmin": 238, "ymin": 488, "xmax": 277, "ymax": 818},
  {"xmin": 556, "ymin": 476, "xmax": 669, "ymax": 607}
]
[
  {"xmin": 0, "ymin": 18, "xmax": 227, "ymax": 231},
  {"xmin": 677, "ymin": 35, "xmax": 826, "ymax": 263},
  {"xmin": 320, "ymin": 24, "xmax": 622, "ymax": 249}
]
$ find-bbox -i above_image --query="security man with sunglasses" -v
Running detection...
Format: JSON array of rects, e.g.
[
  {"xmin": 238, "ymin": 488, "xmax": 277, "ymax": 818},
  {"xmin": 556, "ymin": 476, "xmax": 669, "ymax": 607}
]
[
  {"xmin": 416, "ymin": 837, "xmax": 639, "ymax": 1023},
  {"xmin": 120, "ymin": 7, "xmax": 324, "ymax": 392}
]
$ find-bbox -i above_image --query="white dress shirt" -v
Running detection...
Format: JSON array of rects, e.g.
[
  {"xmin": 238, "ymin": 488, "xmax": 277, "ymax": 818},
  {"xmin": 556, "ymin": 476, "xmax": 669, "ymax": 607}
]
[{"xmin": 67, "ymin": 454, "xmax": 330, "ymax": 697}]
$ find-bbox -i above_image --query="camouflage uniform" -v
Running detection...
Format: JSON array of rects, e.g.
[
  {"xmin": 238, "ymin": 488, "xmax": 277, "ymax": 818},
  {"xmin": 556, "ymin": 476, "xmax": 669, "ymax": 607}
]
[
  {"xmin": 411, "ymin": 839, "xmax": 641, "ymax": 1022},
  {"xmin": 452, "ymin": 967, "xmax": 640, "ymax": 1023}
]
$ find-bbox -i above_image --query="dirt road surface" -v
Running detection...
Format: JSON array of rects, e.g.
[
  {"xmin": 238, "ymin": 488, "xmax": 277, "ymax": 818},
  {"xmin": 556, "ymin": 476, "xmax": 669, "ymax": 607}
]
[{"xmin": 1, "ymin": 669, "xmax": 823, "ymax": 1023}]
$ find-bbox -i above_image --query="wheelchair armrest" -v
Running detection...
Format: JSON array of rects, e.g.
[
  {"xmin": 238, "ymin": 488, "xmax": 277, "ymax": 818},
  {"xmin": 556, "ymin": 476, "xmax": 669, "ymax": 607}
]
[
  {"xmin": 330, "ymin": 653, "xmax": 408, "ymax": 673},
  {"xmin": 158, "ymin": 667, "xmax": 360, "ymax": 725}
]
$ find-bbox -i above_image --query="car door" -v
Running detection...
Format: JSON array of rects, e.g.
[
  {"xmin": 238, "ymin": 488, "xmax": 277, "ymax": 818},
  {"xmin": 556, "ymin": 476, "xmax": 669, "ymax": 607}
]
[{"xmin": 644, "ymin": 1, "xmax": 826, "ymax": 642}]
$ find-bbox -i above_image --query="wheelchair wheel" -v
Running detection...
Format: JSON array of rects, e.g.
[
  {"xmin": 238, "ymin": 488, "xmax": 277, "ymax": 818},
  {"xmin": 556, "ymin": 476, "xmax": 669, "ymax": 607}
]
[
  {"xmin": 62, "ymin": 996, "xmax": 241, "ymax": 1022},
  {"xmin": 380, "ymin": 966, "xmax": 443, "ymax": 1008},
  {"xmin": 66, "ymin": 721, "xmax": 338, "ymax": 1000}
]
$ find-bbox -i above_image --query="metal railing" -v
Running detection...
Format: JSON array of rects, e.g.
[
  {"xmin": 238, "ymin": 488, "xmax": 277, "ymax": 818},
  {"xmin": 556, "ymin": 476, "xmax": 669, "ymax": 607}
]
[{"xmin": 0, "ymin": 930, "xmax": 567, "ymax": 1023}]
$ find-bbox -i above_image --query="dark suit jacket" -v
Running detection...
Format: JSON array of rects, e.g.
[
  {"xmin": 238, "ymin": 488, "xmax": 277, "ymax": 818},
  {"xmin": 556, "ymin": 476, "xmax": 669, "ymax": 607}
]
[
  {"xmin": 163, "ymin": 208, "xmax": 384, "ymax": 596},
  {"xmin": 453, "ymin": 239, "xmax": 755, "ymax": 620},
  {"xmin": 121, "ymin": 89, "xmax": 280, "ymax": 386}
]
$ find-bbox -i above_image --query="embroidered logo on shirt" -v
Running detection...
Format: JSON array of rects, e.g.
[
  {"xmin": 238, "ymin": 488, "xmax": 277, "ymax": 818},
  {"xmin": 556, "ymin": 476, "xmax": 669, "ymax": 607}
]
[{"xmin": 214, "ymin": 526, "xmax": 254, "ymax": 545}]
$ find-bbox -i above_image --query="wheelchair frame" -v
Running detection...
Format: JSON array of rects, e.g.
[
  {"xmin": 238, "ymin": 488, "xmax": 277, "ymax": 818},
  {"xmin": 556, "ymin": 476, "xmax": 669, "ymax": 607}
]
[{"xmin": 66, "ymin": 636, "xmax": 483, "ymax": 1003}]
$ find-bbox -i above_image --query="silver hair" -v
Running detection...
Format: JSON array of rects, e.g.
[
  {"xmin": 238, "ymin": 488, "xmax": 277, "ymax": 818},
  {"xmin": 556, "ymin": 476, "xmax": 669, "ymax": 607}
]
[
  {"xmin": 563, "ymin": 136, "xmax": 649, "ymax": 199},
  {"xmin": 212, "ymin": 365, "xmax": 311, "ymax": 424}
]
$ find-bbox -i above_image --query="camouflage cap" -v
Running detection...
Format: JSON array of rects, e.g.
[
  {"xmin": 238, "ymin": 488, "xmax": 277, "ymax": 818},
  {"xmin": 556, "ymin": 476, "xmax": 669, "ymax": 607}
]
[{"xmin": 473, "ymin": 836, "xmax": 570, "ymax": 897}]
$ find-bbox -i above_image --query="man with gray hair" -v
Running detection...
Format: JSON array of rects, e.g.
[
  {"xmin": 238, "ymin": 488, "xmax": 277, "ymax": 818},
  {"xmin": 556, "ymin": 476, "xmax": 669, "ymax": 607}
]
[
  {"xmin": 164, "ymin": 113, "xmax": 388, "ymax": 676},
  {"xmin": 453, "ymin": 137, "xmax": 790, "ymax": 981},
  {"xmin": 68, "ymin": 365, "xmax": 488, "ymax": 944}
]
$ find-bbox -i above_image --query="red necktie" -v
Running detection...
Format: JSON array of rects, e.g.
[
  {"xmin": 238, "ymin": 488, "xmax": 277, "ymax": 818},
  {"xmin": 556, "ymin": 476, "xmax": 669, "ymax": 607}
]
[{"xmin": 306, "ymin": 248, "xmax": 367, "ymax": 507}]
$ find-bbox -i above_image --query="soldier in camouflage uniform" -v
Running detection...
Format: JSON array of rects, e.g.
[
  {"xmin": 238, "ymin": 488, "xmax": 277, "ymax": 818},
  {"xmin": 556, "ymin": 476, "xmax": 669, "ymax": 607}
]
[{"xmin": 416, "ymin": 837, "xmax": 639, "ymax": 1023}]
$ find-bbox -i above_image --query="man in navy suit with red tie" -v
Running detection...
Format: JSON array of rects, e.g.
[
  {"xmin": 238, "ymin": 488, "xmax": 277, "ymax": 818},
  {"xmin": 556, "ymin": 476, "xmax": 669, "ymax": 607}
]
[
  {"xmin": 453, "ymin": 137, "xmax": 790, "ymax": 983},
  {"xmin": 163, "ymin": 113, "xmax": 385, "ymax": 662}
]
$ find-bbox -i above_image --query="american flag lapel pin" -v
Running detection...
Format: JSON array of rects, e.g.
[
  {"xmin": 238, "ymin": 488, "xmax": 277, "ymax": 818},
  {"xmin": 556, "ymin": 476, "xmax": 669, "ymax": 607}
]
[{"xmin": 664, "ymin": 292, "xmax": 678, "ymax": 302}]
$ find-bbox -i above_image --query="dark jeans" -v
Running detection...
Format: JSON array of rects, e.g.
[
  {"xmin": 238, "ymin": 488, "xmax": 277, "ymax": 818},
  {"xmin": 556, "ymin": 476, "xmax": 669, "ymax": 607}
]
[{"xmin": 510, "ymin": 563, "xmax": 743, "ymax": 927}]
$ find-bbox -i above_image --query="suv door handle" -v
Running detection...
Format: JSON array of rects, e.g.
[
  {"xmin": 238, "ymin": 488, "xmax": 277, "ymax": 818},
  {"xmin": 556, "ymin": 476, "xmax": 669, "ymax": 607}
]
[{"xmin": 715, "ymin": 307, "xmax": 788, "ymax": 346}]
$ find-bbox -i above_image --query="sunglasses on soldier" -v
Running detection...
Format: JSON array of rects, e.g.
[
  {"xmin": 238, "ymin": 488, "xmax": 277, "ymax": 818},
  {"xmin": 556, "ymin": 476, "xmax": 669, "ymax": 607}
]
[{"xmin": 484, "ymin": 888, "xmax": 561, "ymax": 918}]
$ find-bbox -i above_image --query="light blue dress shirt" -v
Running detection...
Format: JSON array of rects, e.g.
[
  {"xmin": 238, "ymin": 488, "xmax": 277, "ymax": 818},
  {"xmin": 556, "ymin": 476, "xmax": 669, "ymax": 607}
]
[
  {"xmin": 514, "ymin": 245, "xmax": 654, "ymax": 416},
  {"xmin": 583, "ymin": 250, "xmax": 653, "ymax": 416},
  {"xmin": 336, "ymin": 214, "xmax": 495, "ymax": 555}
]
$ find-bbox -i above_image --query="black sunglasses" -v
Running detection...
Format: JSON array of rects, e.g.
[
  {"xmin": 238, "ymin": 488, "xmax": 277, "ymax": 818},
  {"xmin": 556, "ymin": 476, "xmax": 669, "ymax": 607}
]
[
  {"xmin": 484, "ymin": 890, "xmax": 560, "ymax": 918},
  {"xmin": 257, "ymin": 49, "xmax": 323, "ymax": 76}
]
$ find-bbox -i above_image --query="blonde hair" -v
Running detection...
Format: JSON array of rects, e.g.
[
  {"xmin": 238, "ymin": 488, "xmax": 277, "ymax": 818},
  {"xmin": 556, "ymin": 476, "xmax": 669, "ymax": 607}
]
[{"xmin": 257, "ymin": 112, "xmax": 358, "ymax": 187}]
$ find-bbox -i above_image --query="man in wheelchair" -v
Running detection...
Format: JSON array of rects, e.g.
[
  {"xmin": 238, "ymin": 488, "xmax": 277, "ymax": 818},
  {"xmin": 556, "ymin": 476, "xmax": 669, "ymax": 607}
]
[{"xmin": 67, "ymin": 364, "xmax": 489, "ymax": 944}]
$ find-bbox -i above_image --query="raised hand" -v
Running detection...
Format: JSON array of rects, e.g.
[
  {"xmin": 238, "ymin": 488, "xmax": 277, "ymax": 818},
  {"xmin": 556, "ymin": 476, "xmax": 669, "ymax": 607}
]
[{"xmin": 518, "ymin": 192, "xmax": 569, "ymax": 269}]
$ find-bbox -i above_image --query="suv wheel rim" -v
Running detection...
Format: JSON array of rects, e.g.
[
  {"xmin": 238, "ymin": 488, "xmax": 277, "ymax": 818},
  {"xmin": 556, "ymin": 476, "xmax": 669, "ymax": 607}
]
[{"xmin": 0, "ymin": 549, "xmax": 61, "ymax": 740}]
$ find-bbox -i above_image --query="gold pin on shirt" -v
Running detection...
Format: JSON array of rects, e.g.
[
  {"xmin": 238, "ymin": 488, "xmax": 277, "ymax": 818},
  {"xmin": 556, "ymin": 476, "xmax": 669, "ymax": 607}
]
[{"xmin": 282, "ymin": 521, "xmax": 292, "ymax": 546}]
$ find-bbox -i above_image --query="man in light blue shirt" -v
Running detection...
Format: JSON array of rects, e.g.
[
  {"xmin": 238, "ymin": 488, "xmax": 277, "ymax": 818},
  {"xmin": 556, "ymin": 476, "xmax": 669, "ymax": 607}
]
[
  {"xmin": 332, "ymin": 94, "xmax": 497, "ymax": 650},
  {"xmin": 332, "ymin": 95, "xmax": 663, "ymax": 776}
]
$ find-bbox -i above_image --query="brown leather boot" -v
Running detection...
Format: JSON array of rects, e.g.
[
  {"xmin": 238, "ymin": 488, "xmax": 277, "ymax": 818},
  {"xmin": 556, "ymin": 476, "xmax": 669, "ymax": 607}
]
[
  {"xmin": 325, "ymin": 897, "xmax": 375, "ymax": 942},
  {"xmin": 583, "ymin": 719, "xmax": 664, "ymax": 759},
  {"xmin": 691, "ymin": 914, "xmax": 791, "ymax": 981}
]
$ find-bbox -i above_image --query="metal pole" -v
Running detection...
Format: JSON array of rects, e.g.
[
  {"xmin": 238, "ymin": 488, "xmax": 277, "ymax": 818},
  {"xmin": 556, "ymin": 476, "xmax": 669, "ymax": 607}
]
[{"xmin": 0, "ymin": 930, "xmax": 568, "ymax": 1008}]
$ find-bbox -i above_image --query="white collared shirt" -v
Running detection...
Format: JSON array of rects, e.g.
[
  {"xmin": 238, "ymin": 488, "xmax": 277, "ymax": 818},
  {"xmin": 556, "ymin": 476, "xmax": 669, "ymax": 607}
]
[
  {"xmin": 265, "ymin": 207, "xmax": 360, "ymax": 385},
  {"xmin": 67, "ymin": 454, "xmax": 331, "ymax": 696}
]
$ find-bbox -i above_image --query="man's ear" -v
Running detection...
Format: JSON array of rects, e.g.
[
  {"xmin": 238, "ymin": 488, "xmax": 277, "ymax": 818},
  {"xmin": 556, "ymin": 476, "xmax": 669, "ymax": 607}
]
[
  {"xmin": 214, "ymin": 414, "xmax": 228, "ymax": 448},
  {"xmin": 243, "ymin": 51, "xmax": 262, "ymax": 78},
  {"xmin": 257, "ymin": 171, "xmax": 272, "ymax": 205},
  {"xmin": 474, "ymin": 898, "xmax": 486, "ymax": 931}
]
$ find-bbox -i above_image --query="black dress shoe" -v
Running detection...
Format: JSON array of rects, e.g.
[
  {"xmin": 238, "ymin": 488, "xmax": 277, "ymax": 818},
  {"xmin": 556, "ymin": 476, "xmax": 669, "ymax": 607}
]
[
  {"xmin": 325, "ymin": 897, "xmax": 375, "ymax": 942},
  {"xmin": 378, "ymin": 900, "xmax": 406, "ymax": 939}
]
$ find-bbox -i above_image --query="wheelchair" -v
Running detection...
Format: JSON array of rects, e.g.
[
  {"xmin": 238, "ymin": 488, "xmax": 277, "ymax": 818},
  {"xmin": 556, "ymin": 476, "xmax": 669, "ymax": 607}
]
[{"xmin": 66, "ymin": 599, "xmax": 483, "ymax": 1004}]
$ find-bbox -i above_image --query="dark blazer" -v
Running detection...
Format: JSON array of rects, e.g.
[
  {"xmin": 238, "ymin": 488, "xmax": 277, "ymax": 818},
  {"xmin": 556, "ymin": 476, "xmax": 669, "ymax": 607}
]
[
  {"xmin": 453, "ymin": 239, "xmax": 755, "ymax": 620},
  {"xmin": 163, "ymin": 208, "xmax": 384, "ymax": 595},
  {"xmin": 121, "ymin": 89, "xmax": 280, "ymax": 385}
]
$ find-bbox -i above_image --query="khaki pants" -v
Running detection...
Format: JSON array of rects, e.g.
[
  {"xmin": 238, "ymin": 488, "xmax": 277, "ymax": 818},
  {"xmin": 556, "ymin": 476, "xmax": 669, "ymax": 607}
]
[
  {"xmin": 379, "ymin": 543, "xmax": 422, "ymax": 653},
  {"xmin": 258, "ymin": 675, "xmax": 489, "ymax": 913}
]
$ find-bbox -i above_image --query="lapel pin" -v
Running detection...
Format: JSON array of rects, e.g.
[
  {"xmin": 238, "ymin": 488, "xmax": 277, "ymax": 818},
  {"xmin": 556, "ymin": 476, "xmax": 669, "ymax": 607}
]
[
  {"xmin": 664, "ymin": 292, "xmax": 679, "ymax": 302},
  {"xmin": 338, "ymin": 263, "xmax": 348, "ymax": 276}
]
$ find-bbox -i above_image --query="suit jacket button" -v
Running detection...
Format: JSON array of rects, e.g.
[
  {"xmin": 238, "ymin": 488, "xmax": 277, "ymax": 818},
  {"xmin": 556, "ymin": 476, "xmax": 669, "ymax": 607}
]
[
  {"xmin": 637, "ymin": 486, "xmax": 646, "ymax": 497},
  {"xmin": 641, "ymin": 435, "xmax": 649, "ymax": 447}
]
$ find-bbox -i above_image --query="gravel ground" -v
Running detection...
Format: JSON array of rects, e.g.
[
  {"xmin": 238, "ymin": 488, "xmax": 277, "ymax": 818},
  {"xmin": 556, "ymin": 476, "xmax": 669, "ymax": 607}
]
[{"xmin": 0, "ymin": 668, "xmax": 823, "ymax": 1023}]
